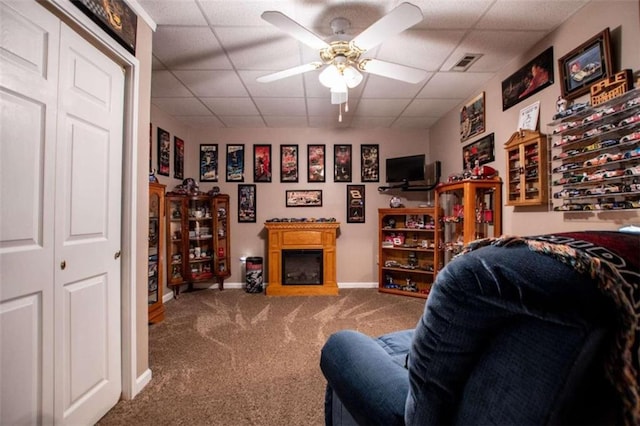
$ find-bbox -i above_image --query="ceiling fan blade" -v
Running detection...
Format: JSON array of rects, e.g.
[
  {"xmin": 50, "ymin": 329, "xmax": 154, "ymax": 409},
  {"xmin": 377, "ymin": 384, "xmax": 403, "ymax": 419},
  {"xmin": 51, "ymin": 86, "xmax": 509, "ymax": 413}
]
[
  {"xmin": 358, "ymin": 59, "xmax": 428, "ymax": 84},
  {"xmin": 351, "ymin": 2, "xmax": 423, "ymax": 51},
  {"xmin": 261, "ymin": 11, "xmax": 330, "ymax": 51},
  {"xmin": 257, "ymin": 62, "xmax": 323, "ymax": 83}
]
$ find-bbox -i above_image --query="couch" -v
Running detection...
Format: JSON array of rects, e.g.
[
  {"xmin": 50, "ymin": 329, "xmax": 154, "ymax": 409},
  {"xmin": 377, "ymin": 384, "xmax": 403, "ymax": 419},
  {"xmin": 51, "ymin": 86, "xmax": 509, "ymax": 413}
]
[{"xmin": 320, "ymin": 232, "xmax": 639, "ymax": 425}]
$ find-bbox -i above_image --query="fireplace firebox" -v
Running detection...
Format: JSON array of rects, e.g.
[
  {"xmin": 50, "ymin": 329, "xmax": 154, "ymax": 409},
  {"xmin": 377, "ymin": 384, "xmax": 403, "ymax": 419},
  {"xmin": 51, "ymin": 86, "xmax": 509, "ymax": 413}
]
[{"xmin": 282, "ymin": 249, "xmax": 323, "ymax": 285}]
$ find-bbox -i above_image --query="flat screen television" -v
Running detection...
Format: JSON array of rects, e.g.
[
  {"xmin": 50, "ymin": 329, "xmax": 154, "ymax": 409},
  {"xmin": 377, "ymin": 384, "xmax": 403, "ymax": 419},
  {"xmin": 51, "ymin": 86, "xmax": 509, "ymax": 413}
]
[{"xmin": 386, "ymin": 154, "xmax": 426, "ymax": 184}]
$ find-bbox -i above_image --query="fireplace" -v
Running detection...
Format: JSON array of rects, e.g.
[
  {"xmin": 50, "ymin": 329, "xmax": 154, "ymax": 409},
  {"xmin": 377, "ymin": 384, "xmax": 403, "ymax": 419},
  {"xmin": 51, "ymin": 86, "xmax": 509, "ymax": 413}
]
[
  {"xmin": 282, "ymin": 249, "xmax": 323, "ymax": 285},
  {"xmin": 264, "ymin": 221, "xmax": 339, "ymax": 296}
]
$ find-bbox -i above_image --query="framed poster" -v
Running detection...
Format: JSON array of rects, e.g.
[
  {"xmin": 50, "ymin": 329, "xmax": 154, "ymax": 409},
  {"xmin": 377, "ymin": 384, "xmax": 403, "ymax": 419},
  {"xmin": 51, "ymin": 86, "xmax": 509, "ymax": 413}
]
[
  {"xmin": 558, "ymin": 28, "xmax": 612, "ymax": 100},
  {"xmin": 253, "ymin": 144, "xmax": 272, "ymax": 182},
  {"xmin": 501, "ymin": 46, "xmax": 554, "ymax": 110},
  {"xmin": 173, "ymin": 136, "xmax": 184, "ymax": 180},
  {"xmin": 307, "ymin": 144, "xmax": 326, "ymax": 182},
  {"xmin": 361, "ymin": 144, "xmax": 379, "ymax": 182},
  {"xmin": 238, "ymin": 184, "xmax": 256, "ymax": 223},
  {"xmin": 334, "ymin": 144, "xmax": 352, "ymax": 182},
  {"xmin": 73, "ymin": 0, "xmax": 137, "ymax": 54},
  {"xmin": 280, "ymin": 144, "xmax": 298, "ymax": 182},
  {"xmin": 285, "ymin": 190, "xmax": 322, "ymax": 207},
  {"xmin": 347, "ymin": 185, "xmax": 365, "ymax": 223},
  {"xmin": 157, "ymin": 127, "xmax": 170, "ymax": 176},
  {"xmin": 462, "ymin": 133, "xmax": 495, "ymax": 170},
  {"xmin": 226, "ymin": 144, "xmax": 245, "ymax": 182},
  {"xmin": 518, "ymin": 101, "xmax": 541, "ymax": 131},
  {"xmin": 199, "ymin": 144, "xmax": 219, "ymax": 182},
  {"xmin": 460, "ymin": 92, "xmax": 485, "ymax": 142}
]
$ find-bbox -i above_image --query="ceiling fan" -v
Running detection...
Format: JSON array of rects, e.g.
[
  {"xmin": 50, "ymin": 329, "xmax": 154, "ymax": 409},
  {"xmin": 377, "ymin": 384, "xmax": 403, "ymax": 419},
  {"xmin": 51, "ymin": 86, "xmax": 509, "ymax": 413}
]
[{"xmin": 257, "ymin": 2, "xmax": 428, "ymax": 107}]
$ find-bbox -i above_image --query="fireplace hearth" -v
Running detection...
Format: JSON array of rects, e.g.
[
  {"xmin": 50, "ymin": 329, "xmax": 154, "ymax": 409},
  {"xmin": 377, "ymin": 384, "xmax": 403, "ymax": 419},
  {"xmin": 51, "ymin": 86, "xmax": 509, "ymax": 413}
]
[{"xmin": 264, "ymin": 222, "xmax": 339, "ymax": 296}]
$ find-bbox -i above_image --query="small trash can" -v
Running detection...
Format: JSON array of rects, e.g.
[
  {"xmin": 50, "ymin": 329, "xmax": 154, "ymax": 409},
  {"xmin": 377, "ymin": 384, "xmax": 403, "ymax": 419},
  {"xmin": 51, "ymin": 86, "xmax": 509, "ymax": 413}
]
[{"xmin": 245, "ymin": 257, "xmax": 263, "ymax": 293}]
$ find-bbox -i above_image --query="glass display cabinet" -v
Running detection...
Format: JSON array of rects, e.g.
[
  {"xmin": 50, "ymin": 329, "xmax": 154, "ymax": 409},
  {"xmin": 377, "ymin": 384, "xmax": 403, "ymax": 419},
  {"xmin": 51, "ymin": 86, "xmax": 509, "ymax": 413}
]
[
  {"xmin": 435, "ymin": 179, "xmax": 502, "ymax": 273},
  {"xmin": 505, "ymin": 130, "xmax": 548, "ymax": 206},
  {"xmin": 378, "ymin": 208, "xmax": 439, "ymax": 298},
  {"xmin": 148, "ymin": 182, "xmax": 165, "ymax": 323},
  {"xmin": 165, "ymin": 193, "xmax": 231, "ymax": 297}
]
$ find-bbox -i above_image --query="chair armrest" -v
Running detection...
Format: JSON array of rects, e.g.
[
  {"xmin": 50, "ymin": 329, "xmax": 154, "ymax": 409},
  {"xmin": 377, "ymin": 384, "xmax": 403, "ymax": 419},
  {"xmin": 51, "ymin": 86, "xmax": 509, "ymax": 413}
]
[{"xmin": 320, "ymin": 330, "xmax": 409, "ymax": 426}]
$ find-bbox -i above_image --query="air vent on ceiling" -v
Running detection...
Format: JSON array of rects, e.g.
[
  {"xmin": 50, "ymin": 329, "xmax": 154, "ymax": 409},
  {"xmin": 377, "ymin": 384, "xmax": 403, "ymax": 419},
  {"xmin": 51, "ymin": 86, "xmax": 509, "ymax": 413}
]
[{"xmin": 450, "ymin": 53, "xmax": 483, "ymax": 72}]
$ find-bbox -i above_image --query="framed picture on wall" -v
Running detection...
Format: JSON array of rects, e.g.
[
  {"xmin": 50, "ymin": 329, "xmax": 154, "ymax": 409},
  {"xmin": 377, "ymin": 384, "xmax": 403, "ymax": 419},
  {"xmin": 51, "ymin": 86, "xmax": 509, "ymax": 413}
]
[
  {"xmin": 346, "ymin": 185, "xmax": 365, "ymax": 223},
  {"xmin": 253, "ymin": 144, "xmax": 272, "ymax": 182},
  {"xmin": 501, "ymin": 46, "xmax": 554, "ymax": 110},
  {"xmin": 334, "ymin": 144, "xmax": 352, "ymax": 182},
  {"xmin": 462, "ymin": 133, "xmax": 495, "ymax": 170},
  {"xmin": 558, "ymin": 28, "xmax": 612, "ymax": 100},
  {"xmin": 226, "ymin": 144, "xmax": 245, "ymax": 182},
  {"xmin": 361, "ymin": 144, "xmax": 379, "ymax": 182},
  {"xmin": 199, "ymin": 144, "xmax": 219, "ymax": 182},
  {"xmin": 174, "ymin": 136, "xmax": 184, "ymax": 180},
  {"xmin": 286, "ymin": 190, "xmax": 322, "ymax": 207},
  {"xmin": 517, "ymin": 101, "xmax": 541, "ymax": 131},
  {"xmin": 460, "ymin": 92, "xmax": 485, "ymax": 142},
  {"xmin": 157, "ymin": 127, "xmax": 170, "ymax": 176},
  {"xmin": 307, "ymin": 144, "xmax": 326, "ymax": 182},
  {"xmin": 280, "ymin": 144, "xmax": 298, "ymax": 182},
  {"xmin": 238, "ymin": 184, "xmax": 256, "ymax": 223}
]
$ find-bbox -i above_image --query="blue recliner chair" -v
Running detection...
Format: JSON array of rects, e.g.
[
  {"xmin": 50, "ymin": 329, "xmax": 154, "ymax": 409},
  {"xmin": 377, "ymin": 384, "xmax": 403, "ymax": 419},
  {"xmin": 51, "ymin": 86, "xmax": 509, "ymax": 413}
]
[{"xmin": 320, "ymin": 232, "xmax": 639, "ymax": 426}]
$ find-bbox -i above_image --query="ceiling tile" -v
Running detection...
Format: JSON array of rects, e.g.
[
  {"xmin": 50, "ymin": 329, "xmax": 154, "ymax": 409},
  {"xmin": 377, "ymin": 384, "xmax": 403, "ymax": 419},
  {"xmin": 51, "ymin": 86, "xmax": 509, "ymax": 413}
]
[
  {"xmin": 200, "ymin": 97, "xmax": 260, "ymax": 115},
  {"xmin": 391, "ymin": 116, "xmax": 438, "ymax": 129},
  {"xmin": 417, "ymin": 72, "xmax": 494, "ymax": 99},
  {"xmin": 477, "ymin": 0, "xmax": 590, "ymax": 31},
  {"xmin": 361, "ymin": 75, "xmax": 426, "ymax": 99},
  {"xmin": 151, "ymin": 98, "xmax": 213, "ymax": 115},
  {"xmin": 239, "ymin": 70, "xmax": 306, "ymax": 98},
  {"xmin": 219, "ymin": 116, "xmax": 267, "ymax": 128},
  {"xmin": 198, "ymin": 1, "xmax": 296, "ymax": 27},
  {"xmin": 174, "ymin": 70, "xmax": 249, "ymax": 97},
  {"xmin": 153, "ymin": 26, "xmax": 233, "ymax": 70},
  {"xmin": 138, "ymin": 0, "xmax": 207, "ymax": 25},
  {"xmin": 151, "ymin": 71, "xmax": 193, "ymax": 97},
  {"xmin": 263, "ymin": 116, "xmax": 309, "ymax": 127},
  {"xmin": 174, "ymin": 115, "xmax": 225, "ymax": 127},
  {"xmin": 254, "ymin": 98, "xmax": 307, "ymax": 116},
  {"xmin": 410, "ymin": 0, "xmax": 493, "ymax": 29},
  {"xmin": 355, "ymin": 99, "xmax": 412, "ymax": 116}
]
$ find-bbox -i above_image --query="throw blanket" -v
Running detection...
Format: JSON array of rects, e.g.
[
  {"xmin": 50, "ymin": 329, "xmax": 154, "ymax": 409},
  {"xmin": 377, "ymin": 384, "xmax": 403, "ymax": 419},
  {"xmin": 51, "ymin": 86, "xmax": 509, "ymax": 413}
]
[{"xmin": 459, "ymin": 231, "xmax": 639, "ymax": 426}]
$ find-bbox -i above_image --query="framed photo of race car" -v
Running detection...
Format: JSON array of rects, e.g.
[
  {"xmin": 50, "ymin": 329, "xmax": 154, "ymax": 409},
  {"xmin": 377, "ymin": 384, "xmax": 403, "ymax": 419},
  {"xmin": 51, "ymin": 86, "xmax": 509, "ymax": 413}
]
[{"xmin": 558, "ymin": 28, "xmax": 612, "ymax": 100}]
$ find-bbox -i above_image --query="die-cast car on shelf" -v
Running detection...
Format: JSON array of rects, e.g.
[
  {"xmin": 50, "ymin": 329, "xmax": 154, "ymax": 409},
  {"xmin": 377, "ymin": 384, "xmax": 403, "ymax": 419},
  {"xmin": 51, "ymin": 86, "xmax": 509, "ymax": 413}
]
[
  {"xmin": 625, "ymin": 165, "xmax": 640, "ymax": 176},
  {"xmin": 553, "ymin": 188, "xmax": 584, "ymax": 199},
  {"xmin": 618, "ymin": 114, "xmax": 640, "ymax": 127},
  {"xmin": 583, "ymin": 124, "xmax": 616, "ymax": 138},
  {"xmin": 623, "ymin": 182, "xmax": 640, "ymax": 192},
  {"xmin": 621, "ymin": 131, "xmax": 640, "ymax": 144},
  {"xmin": 553, "ymin": 121, "xmax": 578, "ymax": 134},
  {"xmin": 587, "ymin": 169, "xmax": 612, "ymax": 181},
  {"xmin": 585, "ymin": 183, "xmax": 620, "ymax": 195},
  {"xmin": 552, "ymin": 163, "xmax": 580, "ymax": 173},
  {"xmin": 553, "ymin": 203, "xmax": 587, "ymax": 211},
  {"xmin": 624, "ymin": 147, "xmax": 640, "ymax": 159},
  {"xmin": 600, "ymin": 139, "xmax": 620, "ymax": 148},
  {"xmin": 626, "ymin": 200, "xmax": 640, "ymax": 208},
  {"xmin": 583, "ymin": 152, "xmax": 622, "ymax": 167},
  {"xmin": 604, "ymin": 169, "xmax": 625, "ymax": 178},
  {"xmin": 581, "ymin": 141, "xmax": 602, "ymax": 152},
  {"xmin": 625, "ymin": 96, "xmax": 640, "ymax": 109},
  {"xmin": 553, "ymin": 149, "xmax": 582, "ymax": 160},
  {"xmin": 582, "ymin": 107, "xmax": 617, "ymax": 124}
]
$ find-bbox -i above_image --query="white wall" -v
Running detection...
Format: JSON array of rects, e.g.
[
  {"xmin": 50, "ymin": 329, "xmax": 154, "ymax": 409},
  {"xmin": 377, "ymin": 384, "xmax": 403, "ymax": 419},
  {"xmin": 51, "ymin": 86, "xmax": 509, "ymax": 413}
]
[{"xmin": 430, "ymin": 0, "xmax": 640, "ymax": 235}]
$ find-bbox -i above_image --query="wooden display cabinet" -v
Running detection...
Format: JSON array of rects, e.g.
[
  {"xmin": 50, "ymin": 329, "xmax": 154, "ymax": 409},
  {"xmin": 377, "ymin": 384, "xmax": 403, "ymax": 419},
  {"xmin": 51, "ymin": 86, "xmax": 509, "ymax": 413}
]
[
  {"xmin": 378, "ymin": 208, "xmax": 438, "ymax": 299},
  {"xmin": 148, "ymin": 182, "xmax": 165, "ymax": 324},
  {"xmin": 435, "ymin": 179, "xmax": 502, "ymax": 273},
  {"xmin": 165, "ymin": 193, "xmax": 231, "ymax": 297},
  {"xmin": 504, "ymin": 130, "xmax": 548, "ymax": 206}
]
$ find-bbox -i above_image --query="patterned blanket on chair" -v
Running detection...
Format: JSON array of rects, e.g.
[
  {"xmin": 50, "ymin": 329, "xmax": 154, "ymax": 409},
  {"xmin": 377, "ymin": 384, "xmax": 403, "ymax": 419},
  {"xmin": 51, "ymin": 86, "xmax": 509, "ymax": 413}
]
[{"xmin": 460, "ymin": 231, "xmax": 639, "ymax": 426}]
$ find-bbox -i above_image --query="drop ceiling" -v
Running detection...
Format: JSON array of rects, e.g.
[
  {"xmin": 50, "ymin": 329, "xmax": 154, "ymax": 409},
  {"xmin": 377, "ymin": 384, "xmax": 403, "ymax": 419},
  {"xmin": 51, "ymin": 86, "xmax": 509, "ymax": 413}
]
[{"xmin": 139, "ymin": 0, "xmax": 593, "ymax": 129}]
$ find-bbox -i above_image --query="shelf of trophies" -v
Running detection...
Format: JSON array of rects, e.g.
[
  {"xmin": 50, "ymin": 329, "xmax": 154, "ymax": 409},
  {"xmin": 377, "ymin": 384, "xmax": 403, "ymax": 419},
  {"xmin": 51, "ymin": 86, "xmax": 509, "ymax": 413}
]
[
  {"xmin": 504, "ymin": 130, "xmax": 548, "ymax": 206},
  {"xmin": 547, "ymin": 87, "xmax": 640, "ymax": 212},
  {"xmin": 148, "ymin": 182, "xmax": 165, "ymax": 324},
  {"xmin": 378, "ymin": 208, "xmax": 439, "ymax": 299},
  {"xmin": 435, "ymin": 179, "xmax": 502, "ymax": 273},
  {"xmin": 166, "ymin": 192, "xmax": 231, "ymax": 297}
]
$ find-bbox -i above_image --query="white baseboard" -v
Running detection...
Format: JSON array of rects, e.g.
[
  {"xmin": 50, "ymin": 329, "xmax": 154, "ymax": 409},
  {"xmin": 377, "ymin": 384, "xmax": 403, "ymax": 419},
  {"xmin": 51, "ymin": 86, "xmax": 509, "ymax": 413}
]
[
  {"xmin": 338, "ymin": 282, "xmax": 378, "ymax": 289},
  {"xmin": 134, "ymin": 368, "xmax": 152, "ymax": 397}
]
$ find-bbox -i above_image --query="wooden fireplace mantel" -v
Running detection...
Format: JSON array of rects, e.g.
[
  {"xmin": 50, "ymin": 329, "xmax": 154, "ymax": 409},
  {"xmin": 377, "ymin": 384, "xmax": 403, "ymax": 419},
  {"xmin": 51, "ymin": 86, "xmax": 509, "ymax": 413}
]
[{"xmin": 264, "ymin": 222, "xmax": 340, "ymax": 296}]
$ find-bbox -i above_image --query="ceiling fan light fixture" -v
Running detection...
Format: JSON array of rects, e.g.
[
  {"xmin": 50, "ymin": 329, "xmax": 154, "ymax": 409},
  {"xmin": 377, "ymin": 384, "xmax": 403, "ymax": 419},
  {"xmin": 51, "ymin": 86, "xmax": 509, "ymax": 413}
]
[
  {"xmin": 343, "ymin": 65, "xmax": 363, "ymax": 88},
  {"xmin": 319, "ymin": 64, "xmax": 341, "ymax": 88}
]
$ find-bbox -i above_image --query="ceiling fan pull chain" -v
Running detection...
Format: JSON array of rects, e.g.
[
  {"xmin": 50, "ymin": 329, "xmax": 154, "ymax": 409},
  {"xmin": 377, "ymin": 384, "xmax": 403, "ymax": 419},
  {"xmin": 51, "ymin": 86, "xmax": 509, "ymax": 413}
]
[
  {"xmin": 338, "ymin": 103, "xmax": 343, "ymax": 122},
  {"xmin": 345, "ymin": 101, "xmax": 349, "ymax": 112}
]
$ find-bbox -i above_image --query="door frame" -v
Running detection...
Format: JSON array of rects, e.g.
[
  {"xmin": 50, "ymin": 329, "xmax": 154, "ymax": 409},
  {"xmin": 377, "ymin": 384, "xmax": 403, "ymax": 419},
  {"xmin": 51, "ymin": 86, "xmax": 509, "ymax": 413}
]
[{"xmin": 43, "ymin": 0, "xmax": 156, "ymax": 400}]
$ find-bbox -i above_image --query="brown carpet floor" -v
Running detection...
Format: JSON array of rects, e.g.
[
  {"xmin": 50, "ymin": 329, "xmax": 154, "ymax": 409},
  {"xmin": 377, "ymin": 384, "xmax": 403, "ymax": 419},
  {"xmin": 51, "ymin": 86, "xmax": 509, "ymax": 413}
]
[{"xmin": 97, "ymin": 288, "xmax": 426, "ymax": 426}]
